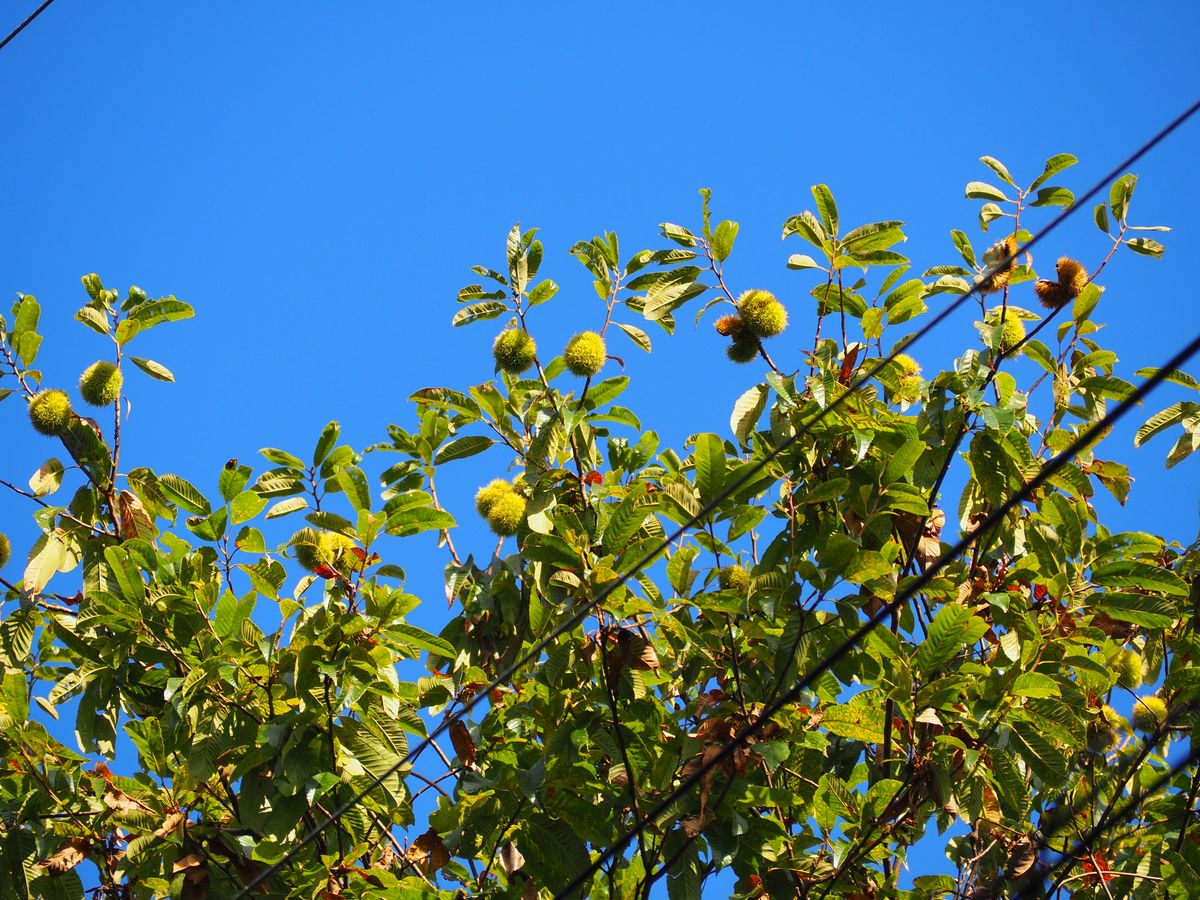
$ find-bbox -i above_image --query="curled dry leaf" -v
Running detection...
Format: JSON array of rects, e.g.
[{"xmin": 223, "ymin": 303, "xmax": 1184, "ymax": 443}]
[
  {"xmin": 1005, "ymin": 836, "xmax": 1037, "ymax": 879},
  {"xmin": 449, "ymin": 720, "xmax": 477, "ymax": 768},
  {"xmin": 103, "ymin": 786, "xmax": 151, "ymax": 812},
  {"xmin": 117, "ymin": 490, "xmax": 154, "ymax": 541},
  {"xmin": 39, "ymin": 839, "xmax": 87, "ymax": 873},
  {"xmin": 155, "ymin": 810, "xmax": 185, "ymax": 839},
  {"xmin": 498, "ymin": 841, "xmax": 525, "ymax": 875},
  {"xmin": 681, "ymin": 810, "xmax": 714, "ymax": 837},
  {"xmin": 406, "ymin": 829, "xmax": 450, "ymax": 876}
]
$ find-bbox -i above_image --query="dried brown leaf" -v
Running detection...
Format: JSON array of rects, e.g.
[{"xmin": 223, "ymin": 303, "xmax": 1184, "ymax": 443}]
[
  {"xmin": 39, "ymin": 840, "xmax": 87, "ymax": 873},
  {"xmin": 449, "ymin": 721, "xmax": 476, "ymax": 768},
  {"xmin": 498, "ymin": 842, "xmax": 525, "ymax": 875},
  {"xmin": 407, "ymin": 829, "xmax": 450, "ymax": 876},
  {"xmin": 103, "ymin": 787, "xmax": 151, "ymax": 812},
  {"xmin": 155, "ymin": 810, "xmax": 185, "ymax": 839},
  {"xmin": 118, "ymin": 490, "xmax": 155, "ymax": 541},
  {"xmin": 1005, "ymin": 836, "xmax": 1037, "ymax": 878}
]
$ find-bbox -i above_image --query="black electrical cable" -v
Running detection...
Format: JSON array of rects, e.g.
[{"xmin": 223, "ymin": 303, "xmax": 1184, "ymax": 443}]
[
  {"xmin": 554, "ymin": 331, "xmax": 1200, "ymax": 898},
  {"xmin": 0, "ymin": 0, "xmax": 56, "ymax": 53},
  {"xmin": 235, "ymin": 96, "xmax": 1200, "ymax": 897}
]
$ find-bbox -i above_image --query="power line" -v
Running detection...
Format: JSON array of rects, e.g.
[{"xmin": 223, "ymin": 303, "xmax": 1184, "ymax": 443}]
[
  {"xmin": 0, "ymin": 0, "xmax": 56, "ymax": 53},
  {"xmin": 1013, "ymin": 718, "xmax": 1198, "ymax": 897},
  {"xmin": 554, "ymin": 330, "xmax": 1200, "ymax": 897},
  {"xmin": 235, "ymin": 96, "xmax": 1200, "ymax": 896}
]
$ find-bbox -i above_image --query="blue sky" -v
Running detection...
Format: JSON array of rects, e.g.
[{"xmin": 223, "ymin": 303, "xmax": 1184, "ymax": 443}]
[{"xmin": 2, "ymin": 0, "xmax": 1198, "ymax": 893}]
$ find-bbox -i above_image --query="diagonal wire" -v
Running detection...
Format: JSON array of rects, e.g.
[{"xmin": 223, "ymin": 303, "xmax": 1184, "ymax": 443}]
[
  {"xmin": 0, "ymin": 0, "xmax": 56, "ymax": 53},
  {"xmin": 554, "ymin": 330, "xmax": 1200, "ymax": 898},
  {"xmin": 1009, "ymin": 712, "xmax": 1198, "ymax": 898},
  {"xmin": 235, "ymin": 96, "xmax": 1200, "ymax": 897}
]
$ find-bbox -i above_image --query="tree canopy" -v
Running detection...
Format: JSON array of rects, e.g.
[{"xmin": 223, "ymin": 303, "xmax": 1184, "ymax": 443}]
[{"xmin": 1, "ymin": 152, "xmax": 1198, "ymax": 899}]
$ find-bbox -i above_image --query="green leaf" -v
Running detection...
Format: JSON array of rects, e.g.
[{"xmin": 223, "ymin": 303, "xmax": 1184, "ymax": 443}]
[
  {"xmin": 603, "ymin": 485, "xmax": 657, "ymax": 554},
  {"xmin": 230, "ymin": 490, "xmax": 267, "ymax": 524},
  {"xmin": 103, "ymin": 546, "xmax": 146, "ymax": 604},
  {"xmin": 1134, "ymin": 368, "xmax": 1200, "ymax": 392},
  {"xmin": 1092, "ymin": 561, "xmax": 1188, "ymax": 596},
  {"xmin": 1093, "ymin": 202, "xmax": 1110, "ymax": 234},
  {"xmin": 452, "ymin": 300, "xmax": 508, "ymax": 327},
  {"xmin": 965, "ymin": 181, "xmax": 1010, "ymax": 203},
  {"xmin": 659, "ymin": 222, "xmax": 698, "ymax": 247},
  {"xmin": 1008, "ymin": 721, "xmax": 1066, "ymax": 784},
  {"xmin": 979, "ymin": 156, "xmax": 1015, "ymax": 187},
  {"xmin": 1030, "ymin": 153, "xmax": 1078, "ymax": 191},
  {"xmin": 583, "ymin": 376, "xmax": 629, "ymax": 409},
  {"xmin": 409, "ymin": 388, "xmax": 480, "ymax": 418},
  {"xmin": 978, "ymin": 202, "xmax": 1005, "ymax": 231},
  {"xmin": 951, "ymin": 230, "xmax": 976, "ymax": 267},
  {"xmin": 126, "ymin": 297, "xmax": 194, "ymax": 327},
  {"xmin": 127, "ymin": 356, "xmax": 174, "ymax": 382},
  {"xmin": 1109, "ymin": 173, "xmax": 1137, "ymax": 223},
  {"xmin": 337, "ymin": 466, "xmax": 371, "ymax": 513},
  {"xmin": 157, "ymin": 473, "xmax": 211, "ymax": 515},
  {"xmin": 915, "ymin": 604, "xmax": 974, "ymax": 675},
  {"xmin": 811, "ymin": 184, "xmax": 838, "ymax": 236},
  {"xmin": 13, "ymin": 295, "xmax": 39, "ymax": 334},
  {"xmin": 389, "ymin": 623, "xmax": 455, "ymax": 657},
  {"xmin": 265, "ymin": 496, "xmax": 308, "ymax": 519},
  {"xmin": 787, "ymin": 253, "xmax": 824, "ymax": 271},
  {"xmin": 615, "ymin": 322, "xmax": 651, "ymax": 353},
  {"xmin": 114, "ymin": 318, "xmax": 140, "ymax": 345},
  {"xmin": 1125, "ymin": 236, "xmax": 1165, "ymax": 258},
  {"xmin": 23, "ymin": 533, "xmax": 65, "ymax": 594},
  {"xmin": 883, "ymin": 440, "xmax": 926, "ymax": 484},
  {"xmin": 1012, "ymin": 672, "xmax": 1060, "ymax": 699},
  {"xmin": 434, "ymin": 436, "xmax": 493, "ymax": 464},
  {"xmin": 75, "ymin": 306, "xmax": 110, "ymax": 334},
  {"xmin": 730, "ymin": 383, "xmax": 768, "ymax": 446},
  {"xmin": 312, "ymin": 420, "xmax": 340, "ymax": 467},
  {"xmin": 712, "ymin": 219, "xmax": 739, "ymax": 262},
  {"xmin": 822, "ymin": 693, "xmax": 886, "ymax": 743},
  {"xmin": 1030, "ymin": 186, "xmax": 1074, "ymax": 208},
  {"xmin": 1094, "ymin": 592, "xmax": 1176, "ymax": 629},
  {"xmin": 259, "ymin": 447, "xmax": 306, "ymax": 468},
  {"xmin": 844, "ymin": 549, "xmax": 892, "ymax": 584},
  {"xmin": 692, "ymin": 433, "xmax": 726, "ymax": 508},
  {"xmin": 385, "ymin": 505, "xmax": 455, "ymax": 537},
  {"xmin": 527, "ymin": 278, "xmax": 559, "ymax": 306},
  {"xmin": 28, "ymin": 458, "xmax": 64, "ymax": 497}
]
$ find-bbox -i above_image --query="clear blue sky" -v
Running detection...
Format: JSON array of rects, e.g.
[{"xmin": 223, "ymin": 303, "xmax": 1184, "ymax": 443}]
[{"xmin": 2, "ymin": 0, "xmax": 1198, "ymax": 893}]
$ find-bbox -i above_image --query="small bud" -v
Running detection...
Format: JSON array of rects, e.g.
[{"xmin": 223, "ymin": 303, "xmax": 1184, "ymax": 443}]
[{"xmin": 81, "ymin": 273, "xmax": 104, "ymax": 300}]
